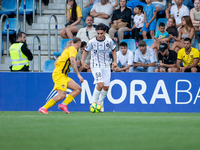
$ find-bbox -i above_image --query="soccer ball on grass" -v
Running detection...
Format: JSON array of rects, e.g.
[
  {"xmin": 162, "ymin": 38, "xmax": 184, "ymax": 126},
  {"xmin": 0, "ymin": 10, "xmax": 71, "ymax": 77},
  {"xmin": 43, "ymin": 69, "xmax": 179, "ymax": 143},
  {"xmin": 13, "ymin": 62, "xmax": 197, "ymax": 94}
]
[{"xmin": 90, "ymin": 102, "xmax": 101, "ymax": 113}]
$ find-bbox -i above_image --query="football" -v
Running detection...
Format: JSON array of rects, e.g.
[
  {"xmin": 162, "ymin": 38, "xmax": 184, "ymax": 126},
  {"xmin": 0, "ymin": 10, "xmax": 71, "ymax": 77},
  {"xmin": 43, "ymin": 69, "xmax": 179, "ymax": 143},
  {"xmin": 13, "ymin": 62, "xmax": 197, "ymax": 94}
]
[{"xmin": 90, "ymin": 102, "xmax": 101, "ymax": 113}]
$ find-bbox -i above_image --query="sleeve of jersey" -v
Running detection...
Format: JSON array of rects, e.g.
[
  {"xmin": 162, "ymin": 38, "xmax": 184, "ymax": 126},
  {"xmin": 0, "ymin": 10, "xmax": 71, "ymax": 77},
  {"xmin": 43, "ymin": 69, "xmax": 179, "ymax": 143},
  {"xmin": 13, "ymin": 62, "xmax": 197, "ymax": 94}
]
[
  {"xmin": 193, "ymin": 48, "xmax": 199, "ymax": 58},
  {"xmin": 85, "ymin": 41, "xmax": 92, "ymax": 51},
  {"xmin": 76, "ymin": 6, "xmax": 82, "ymax": 18},
  {"xmin": 110, "ymin": 40, "xmax": 116, "ymax": 51},
  {"xmin": 69, "ymin": 47, "xmax": 77, "ymax": 59},
  {"xmin": 177, "ymin": 50, "xmax": 183, "ymax": 60}
]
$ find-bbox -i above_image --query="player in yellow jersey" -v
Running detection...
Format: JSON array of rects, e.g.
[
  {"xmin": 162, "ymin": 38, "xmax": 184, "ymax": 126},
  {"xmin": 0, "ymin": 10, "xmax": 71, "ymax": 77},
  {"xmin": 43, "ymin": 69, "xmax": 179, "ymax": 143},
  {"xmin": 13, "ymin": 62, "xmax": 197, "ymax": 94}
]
[
  {"xmin": 173, "ymin": 38, "xmax": 200, "ymax": 72},
  {"xmin": 39, "ymin": 37, "xmax": 84, "ymax": 114}
]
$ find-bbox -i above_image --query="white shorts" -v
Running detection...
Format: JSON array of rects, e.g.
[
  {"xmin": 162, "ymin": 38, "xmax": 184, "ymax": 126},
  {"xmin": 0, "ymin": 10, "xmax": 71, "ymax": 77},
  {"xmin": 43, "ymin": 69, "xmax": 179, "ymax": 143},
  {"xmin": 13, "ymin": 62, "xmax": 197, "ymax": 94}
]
[{"xmin": 91, "ymin": 67, "xmax": 111, "ymax": 86}]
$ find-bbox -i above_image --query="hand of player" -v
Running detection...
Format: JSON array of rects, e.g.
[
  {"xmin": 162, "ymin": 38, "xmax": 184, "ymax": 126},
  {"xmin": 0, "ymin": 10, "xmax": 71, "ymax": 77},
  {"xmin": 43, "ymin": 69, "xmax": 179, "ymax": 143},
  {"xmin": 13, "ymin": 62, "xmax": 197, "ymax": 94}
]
[
  {"xmin": 112, "ymin": 62, "xmax": 118, "ymax": 68},
  {"xmin": 78, "ymin": 74, "xmax": 84, "ymax": 83}
]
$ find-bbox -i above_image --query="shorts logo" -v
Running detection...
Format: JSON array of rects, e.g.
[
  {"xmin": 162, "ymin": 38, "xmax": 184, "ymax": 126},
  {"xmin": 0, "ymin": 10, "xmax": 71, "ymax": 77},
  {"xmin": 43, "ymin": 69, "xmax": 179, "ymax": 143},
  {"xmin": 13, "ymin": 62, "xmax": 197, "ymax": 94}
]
[{"xmin": 62, "ymin": 84, "xmax": 65, "ymax": 88}]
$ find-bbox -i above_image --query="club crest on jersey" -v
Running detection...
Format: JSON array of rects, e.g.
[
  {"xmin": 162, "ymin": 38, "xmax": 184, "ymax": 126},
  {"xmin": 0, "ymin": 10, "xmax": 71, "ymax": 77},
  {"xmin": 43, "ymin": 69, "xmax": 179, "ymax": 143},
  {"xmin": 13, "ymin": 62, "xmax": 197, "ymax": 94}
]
[
  {"xmin": 62, "ymin": 84, "xmax": 65, "ymax": 88},
  {"xmin": 106, "ymin": 43, "xmax": 109, "ymax": 47}
]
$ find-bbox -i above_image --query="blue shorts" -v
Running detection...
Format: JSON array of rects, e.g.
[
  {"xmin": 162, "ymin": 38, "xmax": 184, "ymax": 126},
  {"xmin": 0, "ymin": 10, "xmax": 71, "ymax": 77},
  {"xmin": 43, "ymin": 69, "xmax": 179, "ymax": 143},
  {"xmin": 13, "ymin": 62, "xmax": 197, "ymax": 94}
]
[
  {"xmin": 142, "ymin": 21, "xmax": 156, "ymax": 32},
  {"xmin": 153, "ymin": 3, "xmax": 166, "ymax": 11}
]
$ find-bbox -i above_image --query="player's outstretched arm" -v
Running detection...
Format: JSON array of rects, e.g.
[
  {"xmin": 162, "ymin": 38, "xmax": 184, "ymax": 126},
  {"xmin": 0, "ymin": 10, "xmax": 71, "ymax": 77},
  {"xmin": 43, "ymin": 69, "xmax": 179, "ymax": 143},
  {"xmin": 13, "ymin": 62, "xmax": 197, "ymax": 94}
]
[
  {"xmin": 70, "ymin": 57, "xmax": 84, "ymax": 83},
  {"xmin": 112, "ymin": 49, "xmax": 118, "ymax": 68}
]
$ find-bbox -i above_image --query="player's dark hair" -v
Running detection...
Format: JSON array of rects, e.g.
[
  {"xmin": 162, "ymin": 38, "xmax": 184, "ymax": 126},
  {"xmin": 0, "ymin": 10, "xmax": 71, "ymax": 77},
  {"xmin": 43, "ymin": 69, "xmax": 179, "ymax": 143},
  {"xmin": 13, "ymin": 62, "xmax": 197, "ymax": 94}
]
[
  {"xmin": 184, "ymin": 37, "xmax": 191, "ymax": 43},
  {"xmin": 159, "ymin": 22, "xmax": 165, "ymax": 27},
  {"xmin": 73, "ymin": 37, "xmax": 81, "ymax": 43},
  {"xmin": 95, "ymin": 23, "xmax": 107, "ymax": 31},
  {"xmin": 119, "ymin": 42, "xmax": 127, "ymax": 47},
  {"xmin": 81, "ymin": 41, "xmax": 87, "ymax": 48},
  {"xmin": 135, "ymin": 5, "xmax": 143, "ymax": 13},
  {"xmin": 16, "ymin": 32, "xmax": 26, "ymax": 39}
]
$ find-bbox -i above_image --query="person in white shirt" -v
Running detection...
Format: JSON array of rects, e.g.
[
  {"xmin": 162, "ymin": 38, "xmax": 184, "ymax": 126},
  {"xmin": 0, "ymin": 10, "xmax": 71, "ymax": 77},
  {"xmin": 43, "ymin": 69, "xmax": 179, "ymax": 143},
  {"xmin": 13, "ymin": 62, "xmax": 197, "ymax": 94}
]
[
  {"xmin": 170, "ymin": 0, "xmax": 189, "ymax": 29},
  {"xmin": 76, "ymin": 16, "xmax": 97, "ymax": 43},
  {"xmin": 151, "ymin": 0, "xmax": 166, "ymax": 13},
  {"xmin": 82, "ymin": 0, "xmax": 101, "ymax": 27},
  {"xmin": 109, "ymin": 0, "xmax": 119, "ymax": 11},
  {"xmin": 131, "ymin": 40, "xmax": 157, "ymax": 72},
  {"xmin": 112, "ymin": 42, "xmax": 134, "ymax": 72},
  {"xmin": 90, "ymin": 0, "xmax": 113, "ymax": 27},
  {"xmin": 82, "ymin": 23, "xmax": 117, "ymax": 112}
]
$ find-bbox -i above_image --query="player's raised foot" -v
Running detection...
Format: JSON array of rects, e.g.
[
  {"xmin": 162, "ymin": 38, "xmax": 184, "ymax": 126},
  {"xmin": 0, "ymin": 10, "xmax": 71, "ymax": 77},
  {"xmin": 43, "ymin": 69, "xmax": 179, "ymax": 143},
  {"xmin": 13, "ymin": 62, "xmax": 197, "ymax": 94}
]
[
  {"xmin": 39, "ymin": 107, "xmax": 49, "ymax": 114},
  {"xmin": 58, "ymin": 104, "xmax": 70, "ymax": 114}
]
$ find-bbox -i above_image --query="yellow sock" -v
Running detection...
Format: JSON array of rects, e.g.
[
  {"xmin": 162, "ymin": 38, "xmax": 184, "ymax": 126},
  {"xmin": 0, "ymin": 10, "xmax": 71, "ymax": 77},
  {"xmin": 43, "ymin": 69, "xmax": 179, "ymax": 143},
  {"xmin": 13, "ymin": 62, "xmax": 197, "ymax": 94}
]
[
  {"xmin": 43, "ymin": 99, "xmax": 56, "ymax": 109},
  {"xmin": 63, "ymin": 94, "xmax": 74, "ymax": 105}
]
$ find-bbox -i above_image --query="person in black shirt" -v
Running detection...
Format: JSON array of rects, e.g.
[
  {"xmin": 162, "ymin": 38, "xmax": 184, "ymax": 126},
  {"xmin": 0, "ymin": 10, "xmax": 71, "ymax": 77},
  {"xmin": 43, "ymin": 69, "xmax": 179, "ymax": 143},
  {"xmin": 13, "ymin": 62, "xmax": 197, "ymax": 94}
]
[
  {"xmin": 155, "ymin": 43, "xmax": 177, "ymax": 72},
  {"xmin": 109, "ymin": 0, "xmax": 132, "ymax": 43}
]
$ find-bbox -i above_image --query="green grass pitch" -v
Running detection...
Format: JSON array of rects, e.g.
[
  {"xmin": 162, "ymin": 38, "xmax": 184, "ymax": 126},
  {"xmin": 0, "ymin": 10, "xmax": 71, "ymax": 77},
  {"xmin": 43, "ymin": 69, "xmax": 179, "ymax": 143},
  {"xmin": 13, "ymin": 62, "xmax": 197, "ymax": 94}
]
[{"xmin": 0, "ymin": 111, "xmax": 200, "ymax": 150}]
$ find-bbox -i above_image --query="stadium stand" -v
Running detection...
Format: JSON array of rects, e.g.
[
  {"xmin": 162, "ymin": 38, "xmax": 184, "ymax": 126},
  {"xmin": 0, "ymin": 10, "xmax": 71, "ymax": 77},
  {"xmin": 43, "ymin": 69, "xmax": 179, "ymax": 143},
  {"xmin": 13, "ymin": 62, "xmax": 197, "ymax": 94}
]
[
  {"xmin": 53, "ymin": 39, "xmax": 72, "ymax": 57},
  {"xmin": 2, "ymin": 18, "xmax": 20, "ymax": 35},
  {"xmin": 194, "ymin": 39, "xmax": 199, "ymax": 49},
  {"xmin": 143, "ymin": 39, "xmax": 155, "ymax": 47},
  {"xmin": 17, "ymin": 0, "xmax": 37, "ymax": 15},
  {"xmin": 120, "ymin": 39, "xmax": 136, "ymax": 53},
  {"xmin": 156, "ymin": 18, "xmax": 168, "ymax": 31},
  {"xmin": 0, "ymin": 0, "xmax": 17, "ymax": 15},
  {"xmin": 43, "ymin": 60, "xmax": 55, "ymax": 72}
]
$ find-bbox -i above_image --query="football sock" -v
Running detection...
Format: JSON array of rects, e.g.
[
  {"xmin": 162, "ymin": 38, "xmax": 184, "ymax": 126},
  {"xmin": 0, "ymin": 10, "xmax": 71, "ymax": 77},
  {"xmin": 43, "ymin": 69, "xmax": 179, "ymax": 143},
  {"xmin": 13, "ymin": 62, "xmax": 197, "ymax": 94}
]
[
  {"xmin": 62, "ymin": 94, "xmax": 74, "ymax": 105},
  {"xmin": 43, "ymin": 99, "xmax": 56, "ymax": 109},
  {"xmin": 98, "ymin": 89, "xmax": 108, "ymax": 104},
  {"xmin": 93, "ymin": 87, "xmax": 101, "ymax": 102}
]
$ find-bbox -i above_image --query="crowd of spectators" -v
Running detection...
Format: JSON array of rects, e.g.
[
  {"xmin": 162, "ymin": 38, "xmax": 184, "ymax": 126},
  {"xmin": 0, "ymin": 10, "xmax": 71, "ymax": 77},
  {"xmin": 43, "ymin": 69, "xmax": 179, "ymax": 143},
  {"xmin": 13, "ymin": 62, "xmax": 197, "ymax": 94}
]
[{"xmin": 59, "ymin": 0, "xmax": 200, "ymax": 73}]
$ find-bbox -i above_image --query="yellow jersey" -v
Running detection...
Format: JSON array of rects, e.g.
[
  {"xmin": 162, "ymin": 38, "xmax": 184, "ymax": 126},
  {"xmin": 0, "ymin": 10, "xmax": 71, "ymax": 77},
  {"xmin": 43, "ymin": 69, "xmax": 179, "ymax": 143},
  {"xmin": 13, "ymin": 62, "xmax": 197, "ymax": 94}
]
[
  {"xmin": 53, "ymin": 46, "xmax": 77, "ymax": 76},
  {"xmin": 66, "ymin": 5, "xmax": 82, "ymax": 18},
  {"xmin": 177, "ymin": 47, "xmax": 200, "ymax": 67}
]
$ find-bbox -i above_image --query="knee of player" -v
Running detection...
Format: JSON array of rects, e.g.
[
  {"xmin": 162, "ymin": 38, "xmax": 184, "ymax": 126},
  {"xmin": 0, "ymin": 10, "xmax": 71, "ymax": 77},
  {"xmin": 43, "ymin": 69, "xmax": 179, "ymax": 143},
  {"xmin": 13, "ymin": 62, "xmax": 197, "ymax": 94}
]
[{"xmin": 59, "ymin": 93, "xmax": 66, "ymax": 100}]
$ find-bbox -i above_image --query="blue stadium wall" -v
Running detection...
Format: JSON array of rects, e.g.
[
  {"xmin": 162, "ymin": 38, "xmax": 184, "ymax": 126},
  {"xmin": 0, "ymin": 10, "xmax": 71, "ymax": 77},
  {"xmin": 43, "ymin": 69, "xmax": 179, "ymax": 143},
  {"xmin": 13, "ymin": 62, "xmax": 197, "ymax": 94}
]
[{"xmin": 0, "ymin": 72, "xmax": 200, "ymax": 112}]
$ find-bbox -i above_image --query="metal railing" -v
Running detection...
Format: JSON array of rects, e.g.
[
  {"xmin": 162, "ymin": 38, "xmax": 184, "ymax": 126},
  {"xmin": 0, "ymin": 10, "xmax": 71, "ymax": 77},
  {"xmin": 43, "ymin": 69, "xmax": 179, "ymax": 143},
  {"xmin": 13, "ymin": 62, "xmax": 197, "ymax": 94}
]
[
  {"xmin": 48, "ymin": 14, "xmax": 58, "ymax": 60},
  {"xmin": 39, "ymin": 0, "xmax": 42, "ymax": 16},
  {"xmin": 31, "ymin": 35, "xmax": 41, "ymax": 72},
  {"xmin": 0, "ymin": 14, "xmax": 9, "ymax": 64},
  {"xmin": 23, "ymin": 0, "xmax": 26, "ymax": 32},
  {"xmin": 33, "ymin": 0, "xmax": 35, "ymax": 23},
  {"xmin": 16, "ymin": 0, "xmax": 19, "ymax": 35},
  {"xmin": 65, "ymin": 0, "xmax": 67, "ymax": 24}
]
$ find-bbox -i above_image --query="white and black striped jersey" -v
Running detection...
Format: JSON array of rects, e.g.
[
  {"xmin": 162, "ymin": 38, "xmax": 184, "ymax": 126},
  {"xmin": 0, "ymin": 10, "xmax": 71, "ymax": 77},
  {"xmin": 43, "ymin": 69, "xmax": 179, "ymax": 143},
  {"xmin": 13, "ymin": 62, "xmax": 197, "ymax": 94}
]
[{"xmin": 85, "ymin": 36, "xmax": 116, "ymax": 68}]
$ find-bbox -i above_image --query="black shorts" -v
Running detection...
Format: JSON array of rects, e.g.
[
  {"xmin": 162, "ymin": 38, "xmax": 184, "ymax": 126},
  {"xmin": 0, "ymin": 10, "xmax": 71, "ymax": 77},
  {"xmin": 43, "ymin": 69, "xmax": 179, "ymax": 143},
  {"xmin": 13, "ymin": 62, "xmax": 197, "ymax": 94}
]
[{"xmin": 184, "ymin": 66, "xmax": 200, "ymax": 72}]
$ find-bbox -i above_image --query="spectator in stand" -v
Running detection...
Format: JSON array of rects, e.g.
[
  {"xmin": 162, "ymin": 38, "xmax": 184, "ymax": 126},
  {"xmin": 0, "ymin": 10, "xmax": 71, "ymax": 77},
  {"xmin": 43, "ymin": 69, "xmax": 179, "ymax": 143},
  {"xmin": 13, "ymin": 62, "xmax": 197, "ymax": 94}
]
[
  {"xmin": 183, "ymin": 0, "xmax": 194, "ymax": 10},
  {"xmin": 82, "ymin": 0, "xmax": 101, "ymax": 27},
  {"xmin": 90, "ymin": 0, "xmax": 113, "ymax": 28},
  {"xmin": 154, "ymin": 43, "xmax": 177, "ymax": 72},
  {"xmin": 77, "ymin": 41, "xmax": 91, "ymax": 72},
  {"xmin": 190, "ymin": 0, "xmax": 200, "ymax": 32},
  {"xmin": 109, "ymin": 0, "xmax": 132, "ymax": 43},
  {"xmin": 76, "ymin": 16, "xmax": 97, "ymax": 43},
  {"xmin": 165, "ymin": 17, "xmax": 178, "ymax": 44},
  {"xmin": 165, "ymin": 2, "xmax": 172, "ymax": 18},
  {"xmin": 109, "ymin": 0, "xmax": 120, "ymax": 11},
  {"xmin": 9, "ymin": 32, "xmax": 33, "ymax": 72},
  {"xmin": 170, "ymin": 16, "xmax": 196, "ymax": 53},
  {"xmin": 173, "ymin": 38, "xmax": 200, "ymax": 72},
  {"xmin": 142, "ymin": 0, "xmax": 157, "ymax": 39},
  {"xmin": 128, "ymin": 5, "xmax": 144, "ymax": 46},
  {"xmin": 59, "ymin": 0, "xmax": 82, "ymax": 39},
  {"xmin": 150, "ymin": 22, "xmax": 169, "ymax": 59},
  {"xmin": 170, "ymin": 0, "xmax": 189, "ymax": 29},
  {"xmin": 112, "ymin": 42, "xmax": 134, "ymax": 72},
  {"xmin": 131, "ymin": 40, "xmax": 157, "ymax": 72},
  {"xmin": 151, "ymin": 0, "xmax": 166, "ymax": 13}
]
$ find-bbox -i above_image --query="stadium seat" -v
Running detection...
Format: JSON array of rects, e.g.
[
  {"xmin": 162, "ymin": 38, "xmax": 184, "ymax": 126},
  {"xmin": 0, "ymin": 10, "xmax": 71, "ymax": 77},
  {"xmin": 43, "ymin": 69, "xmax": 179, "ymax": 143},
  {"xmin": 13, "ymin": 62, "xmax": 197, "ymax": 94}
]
[
  {"xmin": 143, "ymin": 39, "xmax": 155, "ymax": 47},
  {"xmin": 120, "ymin": 39, "xmax": 136, "ymax": 53},
  {"xmin": 2, "ymin": 18, "xmax": 20, "ymax": 35},
  {"xmin": 54, "ymin": 39, "xmax": 72, "ymax": 57},
  {"xmin": 43, "ymin": 60, "xmax": 55, "ymax": 72},
  {"xmin": 194, "ymin": 39, "xmax": 199, "ymax": 50},
  {"xmin": 0, "ymin": 0, "xmax": 17, "ymax": 15},
  {"xmin": 156, "ymin": 18, "xmax": 168, "ymax": 31},
  {"xmin": 17, "ymin": 0, "xmax": 37, "ymax": 15}
]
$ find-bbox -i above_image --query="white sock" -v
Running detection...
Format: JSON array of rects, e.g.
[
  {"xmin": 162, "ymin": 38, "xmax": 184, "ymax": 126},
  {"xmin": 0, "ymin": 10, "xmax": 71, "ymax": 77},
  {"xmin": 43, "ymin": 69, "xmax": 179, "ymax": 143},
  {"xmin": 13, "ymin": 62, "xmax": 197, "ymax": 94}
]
[
  {"xmin": 98, "ymin": 89, "xmax": 108, "ymax": 104},
  {"xmin": 93, "ymin": 87, "xmax": 101, "ymax": 102}
]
